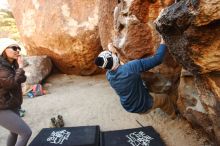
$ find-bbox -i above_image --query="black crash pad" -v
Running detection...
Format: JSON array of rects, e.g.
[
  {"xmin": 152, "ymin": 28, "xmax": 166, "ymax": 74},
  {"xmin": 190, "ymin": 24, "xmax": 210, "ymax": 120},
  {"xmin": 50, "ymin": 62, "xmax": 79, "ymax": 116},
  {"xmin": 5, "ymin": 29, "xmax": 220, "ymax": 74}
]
[
  {"xmin": 29, "ymin": 126, "xmax": 100, "ymax": 146},
  {"xmin": 100, "ymin": 126, "xmax": 166, "ymax": 146}
]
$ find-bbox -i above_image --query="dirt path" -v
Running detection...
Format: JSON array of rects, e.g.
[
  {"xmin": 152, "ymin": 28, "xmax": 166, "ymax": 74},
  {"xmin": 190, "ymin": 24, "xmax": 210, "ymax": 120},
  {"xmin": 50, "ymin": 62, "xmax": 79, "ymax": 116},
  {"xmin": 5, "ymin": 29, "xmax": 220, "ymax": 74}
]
[{"xmin": 0, "ymin": 74, "xmax": 211, "ymax": 146}]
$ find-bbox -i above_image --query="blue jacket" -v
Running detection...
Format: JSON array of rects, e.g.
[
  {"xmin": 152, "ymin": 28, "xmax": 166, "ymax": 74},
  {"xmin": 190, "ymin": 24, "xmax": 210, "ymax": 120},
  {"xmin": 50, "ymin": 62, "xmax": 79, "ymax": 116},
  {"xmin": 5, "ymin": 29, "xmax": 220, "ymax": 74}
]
[{"xmin": 107, "ymin": 44, "xmax": 167, "ymax": 113}]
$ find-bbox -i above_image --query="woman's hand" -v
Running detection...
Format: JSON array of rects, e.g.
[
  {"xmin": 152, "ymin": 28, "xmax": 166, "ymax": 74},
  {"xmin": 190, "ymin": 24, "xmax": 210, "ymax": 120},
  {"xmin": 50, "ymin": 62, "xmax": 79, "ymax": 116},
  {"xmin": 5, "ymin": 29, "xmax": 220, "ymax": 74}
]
[{"xmin": 17, "ymin": 56, "xmax": 24, "ymax": 68}]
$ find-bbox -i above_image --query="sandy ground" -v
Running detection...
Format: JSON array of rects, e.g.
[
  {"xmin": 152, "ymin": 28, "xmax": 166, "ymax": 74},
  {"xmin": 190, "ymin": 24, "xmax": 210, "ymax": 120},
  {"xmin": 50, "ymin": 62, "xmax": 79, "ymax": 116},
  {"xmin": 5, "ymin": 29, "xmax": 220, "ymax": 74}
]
[{"xmin": 0, "ymin": 74, "xmax": 212, "ymax": 146}]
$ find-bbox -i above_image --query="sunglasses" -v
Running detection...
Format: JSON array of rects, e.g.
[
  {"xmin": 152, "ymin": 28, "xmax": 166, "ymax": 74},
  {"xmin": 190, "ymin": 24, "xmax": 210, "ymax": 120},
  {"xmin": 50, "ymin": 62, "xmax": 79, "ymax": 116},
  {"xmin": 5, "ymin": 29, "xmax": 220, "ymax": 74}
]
[{"xmin": 8, "ymin": 46, "xmax": 21, "ymax": 52}]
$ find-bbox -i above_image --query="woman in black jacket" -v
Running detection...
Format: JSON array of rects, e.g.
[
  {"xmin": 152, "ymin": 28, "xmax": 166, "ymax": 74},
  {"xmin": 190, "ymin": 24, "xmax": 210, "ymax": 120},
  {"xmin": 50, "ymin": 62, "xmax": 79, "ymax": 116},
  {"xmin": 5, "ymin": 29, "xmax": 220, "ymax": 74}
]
[{"xmin": 0, "ymin": 38, "xmax": 32, "ymax": 146}]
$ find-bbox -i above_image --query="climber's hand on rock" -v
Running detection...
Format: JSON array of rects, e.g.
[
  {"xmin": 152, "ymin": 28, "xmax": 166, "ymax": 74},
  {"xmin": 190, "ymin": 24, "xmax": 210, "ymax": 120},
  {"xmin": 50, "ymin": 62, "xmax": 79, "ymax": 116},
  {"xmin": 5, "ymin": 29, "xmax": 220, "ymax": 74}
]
[
  {"xmin": 154, "ymin": 8, "xmax": 165, "ymax": 24},
  {"xmin": 160, "ymin": 36, "xmax": 165, "ymax": 45},
  {"xmin": 108, "ymin": 43, "xmax": 117, "ymax": 54}
]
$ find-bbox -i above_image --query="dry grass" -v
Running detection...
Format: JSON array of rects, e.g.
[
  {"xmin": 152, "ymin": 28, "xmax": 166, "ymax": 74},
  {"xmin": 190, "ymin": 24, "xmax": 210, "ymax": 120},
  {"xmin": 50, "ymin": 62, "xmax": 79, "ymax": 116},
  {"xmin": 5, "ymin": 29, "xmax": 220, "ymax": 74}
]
[{"xmin": 0, "ymin": 9, "xmax": 20, "ymax": 41}]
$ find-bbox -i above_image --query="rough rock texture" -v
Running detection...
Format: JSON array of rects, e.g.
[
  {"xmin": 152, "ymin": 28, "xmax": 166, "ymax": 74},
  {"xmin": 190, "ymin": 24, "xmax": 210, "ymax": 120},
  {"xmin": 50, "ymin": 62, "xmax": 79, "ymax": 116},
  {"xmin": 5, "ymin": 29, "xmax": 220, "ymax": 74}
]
[
  {"xmin": 99, "ymin": 0, "xmax": 175, "ymax": 61},
  {"xmin": 98, "ymin": 0, "xmax": 117, "ymax": 52},
  {"xmin": 178, "ymin": 70, "xmax": 220, "ymax": 144},
  {"xmin": 155, "ymin": 0, "xmax": 201, "ymax": 75},
  {"xmin": 23, "ymin": 56, "xmax": 52, "ymax": 85},
  {"xmin": 155, "ymin": 0, "xmax": 220, "ymax": 144},
  {"xmin": 99, "ymin": 0, "xmax": 181, "ymax": 97},
  {"xmin": 187, "ymin": 22, "xmax": 220, "ymax": 74},
  {"xmin": 8, "ymin": 0, "xmax": 101, "ymax": 75},
  {"xmin": 155, "ymin": 0, "xmax": 220, "ymax": 74},
  {"xmin": 194, "ymin": 75, "xmax": 220, "ymax": 145},
  {"xmin": 141, "ymin": 52, "xmax": 181, "ymax": 94},
  {"xmin": 194, "ymin": 0, "xmax": 220, "ymax": 26}
]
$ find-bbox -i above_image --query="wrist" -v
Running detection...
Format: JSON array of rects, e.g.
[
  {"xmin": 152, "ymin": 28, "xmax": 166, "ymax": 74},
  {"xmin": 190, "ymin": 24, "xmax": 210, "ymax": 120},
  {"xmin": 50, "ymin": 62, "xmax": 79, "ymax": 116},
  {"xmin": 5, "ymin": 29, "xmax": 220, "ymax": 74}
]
[
  {"xmin": 19, "ymin": 65, "xmax": 23, "ymax": 68},
  {"xmin": 160, "ymin": 40, "xmax": 165, "ymax": 44}
]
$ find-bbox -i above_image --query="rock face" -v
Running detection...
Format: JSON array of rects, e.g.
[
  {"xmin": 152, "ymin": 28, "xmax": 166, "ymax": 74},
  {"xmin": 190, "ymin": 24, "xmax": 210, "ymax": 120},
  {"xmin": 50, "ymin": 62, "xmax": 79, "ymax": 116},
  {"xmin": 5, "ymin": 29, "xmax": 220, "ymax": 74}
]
[
  {"xmin": 178, "ymin": 70, "xmax": 220, "ymax": 144},
  {"xmin": 98, "ymin": 0, "xmax": 181, "ymax": 110},
  {"xmin": 99, "ymin": 0, "xmax": 181, "ymax": 97},
  {"xmin": 23, "ymin": 56, "xmax": 52, "ymax": 85},
  {"xmin": 194, "ymin": 0, "xmax": 220, "ymax": 26},
  {"xmin": 99, "ymin": 0, "xmax": 175, "ymax": 61},
  {"xmin": 8, "ymin": 0, "xmax": 101, "ymax": 75},
  {"xmin": 98, "ymin": 0, "xmax": 117, "ymax": 53},
  {"xmin": 155, "ymin": 0, "xmax": 220, "ymax": 144},
  {"xmin": 187, "ymin": 22, "xmax": 220, "ymax": 74}
]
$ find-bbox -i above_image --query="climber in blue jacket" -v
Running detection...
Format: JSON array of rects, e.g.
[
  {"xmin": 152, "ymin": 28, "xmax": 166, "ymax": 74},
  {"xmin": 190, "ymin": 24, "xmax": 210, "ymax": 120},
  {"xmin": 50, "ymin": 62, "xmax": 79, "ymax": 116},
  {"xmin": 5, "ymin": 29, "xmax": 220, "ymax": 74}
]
[{"xmin": 95, "ymin": 37, "xmax": 176, "ymax": 118}]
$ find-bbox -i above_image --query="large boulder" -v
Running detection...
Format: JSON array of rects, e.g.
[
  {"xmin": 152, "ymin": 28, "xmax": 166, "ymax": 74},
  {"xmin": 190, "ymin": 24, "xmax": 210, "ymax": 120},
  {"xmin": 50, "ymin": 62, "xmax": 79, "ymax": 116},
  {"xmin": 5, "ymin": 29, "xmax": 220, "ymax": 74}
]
[
  {"xmin": 155, "ymin": 0, "xmax": 220, "ymax": 144},
  {"xmin": 155, "ymin": 0, "xmax": 220, "ymax": 75},
  {"xmin": 178, "ymin": 69, "xmax": 220, "ymax": 144},
  {"xmin": 23, "ymin": 56, "xmax": 52, "ymax": 84},
  {"xmin": 187, "ymin": 23, "xmax": 220, "ymax": 74},
  {"xmin": 187, "ymin": 0, "xmax": 220, "ymax": 74},
  {"xmin": 194, "ymin": 0, "xmax": 220, "ymax": 26},
  {"xmin": 99, "ymin": 0, "xmax": 175, "ymax": 61},
  {"xmin": 98, "ymin": 0, "xmax": 117, "ymax": 52},
  {"xmin": 99, "ymin": 0, "xmax": 181, "ymax": 96},
  {"xmin": 8, "ymin": 0, "xmax": 101, "ymax": 75}
]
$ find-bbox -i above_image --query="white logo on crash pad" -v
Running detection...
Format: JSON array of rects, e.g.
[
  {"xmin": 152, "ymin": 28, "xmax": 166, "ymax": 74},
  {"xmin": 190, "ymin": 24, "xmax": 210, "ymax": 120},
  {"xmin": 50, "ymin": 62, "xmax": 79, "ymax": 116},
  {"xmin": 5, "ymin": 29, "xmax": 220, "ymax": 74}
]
[
  {"xmin": 126, "ymin": 131, "xmax": 154, "ymax": 146},
  {"xmin": 47, "ymin": 130, "xmax": 71, "ymax": 144}
]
